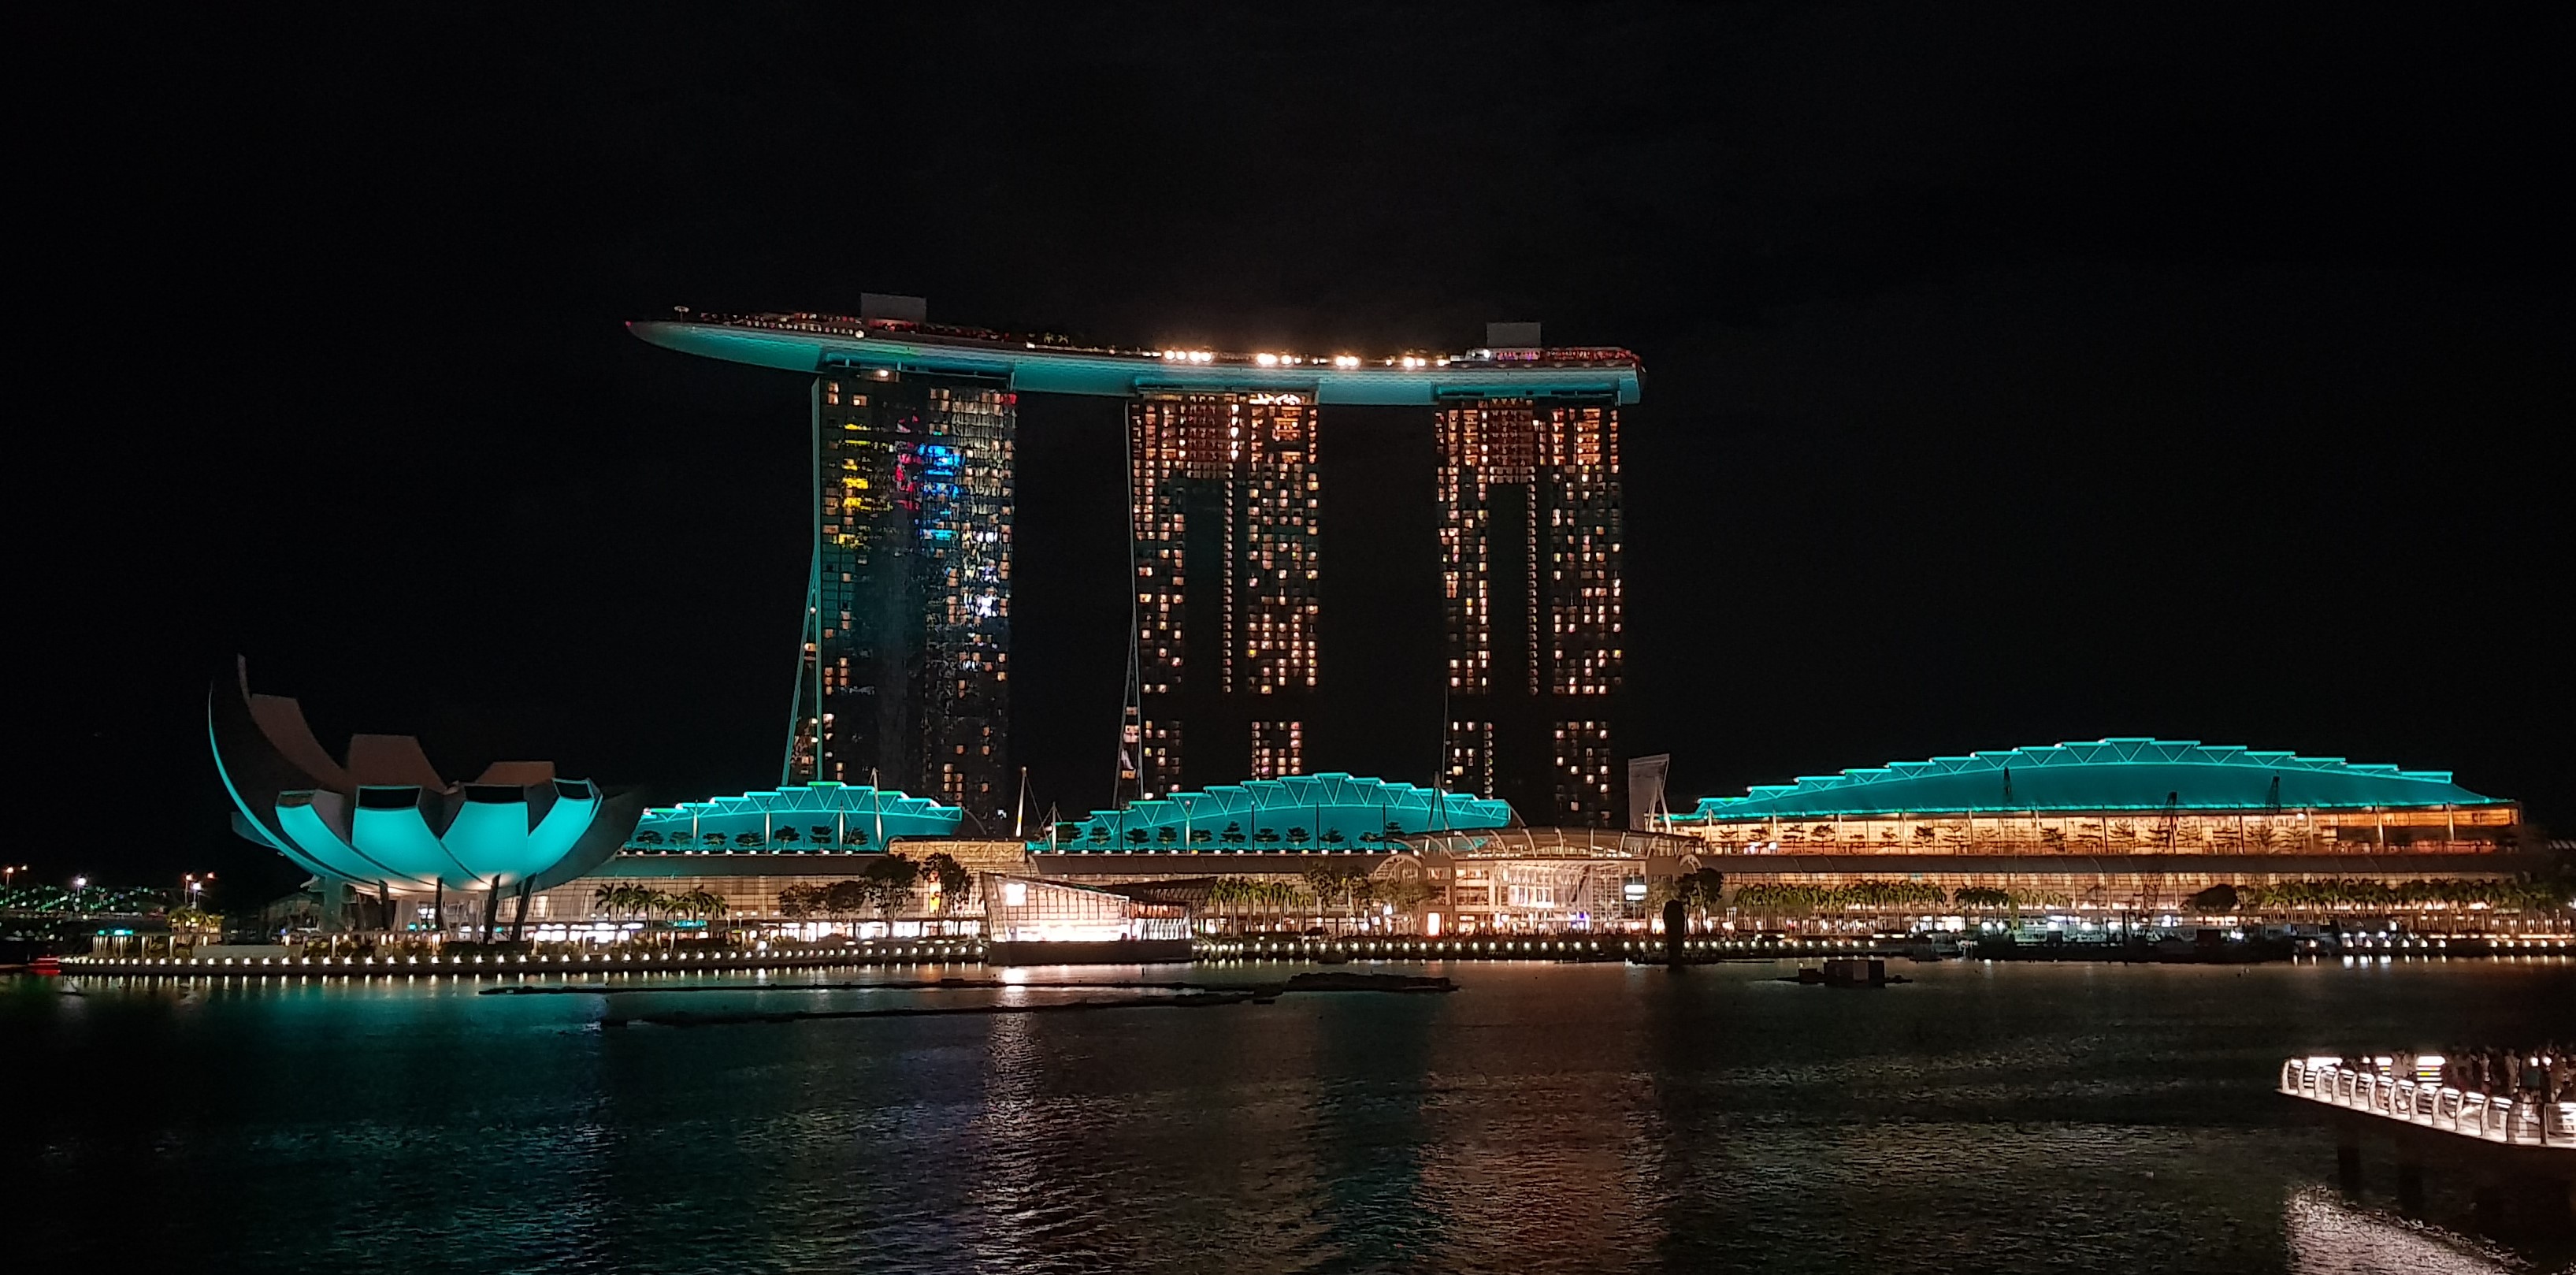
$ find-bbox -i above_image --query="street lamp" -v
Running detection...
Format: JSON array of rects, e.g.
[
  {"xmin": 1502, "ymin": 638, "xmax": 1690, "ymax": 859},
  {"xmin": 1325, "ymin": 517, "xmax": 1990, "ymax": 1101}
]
[{"xmin": 72, "ymin": 875, "xmax": 87, "ymax": 913}]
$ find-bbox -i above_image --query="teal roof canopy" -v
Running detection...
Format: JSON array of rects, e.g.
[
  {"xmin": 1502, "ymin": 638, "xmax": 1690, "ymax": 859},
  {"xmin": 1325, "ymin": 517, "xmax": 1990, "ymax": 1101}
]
[
  {"xmin": 633, "ymin": 783, "xmax": 960, "ymax": 847},
  {"xmin": 1675, "ymin": 739, "xmax": 2508, "ymax": 822},
  {"xmin": 1056, "ymin": 774, "xmax": 1513, "ymax": 850}
]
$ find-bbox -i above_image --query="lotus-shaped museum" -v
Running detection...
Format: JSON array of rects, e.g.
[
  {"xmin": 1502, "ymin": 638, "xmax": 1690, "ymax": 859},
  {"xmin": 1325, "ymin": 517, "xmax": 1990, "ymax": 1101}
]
[{"xmin": 210, "ymin": 663, "xmax": 640, "ymax": 895}]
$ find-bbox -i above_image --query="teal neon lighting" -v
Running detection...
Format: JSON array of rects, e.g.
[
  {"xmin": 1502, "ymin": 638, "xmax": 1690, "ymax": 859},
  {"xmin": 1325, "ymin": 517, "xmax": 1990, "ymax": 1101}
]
[
  {"xmin": 1052, "ymin": 773, "xmax": 1513, "ymax": 851},
  {"xmin": 276, "ymin": 793, "xmax": 421, "ymax": 887},
  {"xmin": 1673, "ymin": 738, "xmax": 2509, "ymax": 823},
  {"xmin": 631, "ymin": 320, "xmax": 1644, "ymax": 407},
  {"xmin": 210, "ymin": 666, "xmax": 640, "ymax": 891},
  {"xmin": 443, "ymin": 782, "xmax": 599, "ymax": 885},
  {"xmin": 629, "ymin": 783, "xmax": 961, "ymax": 848},
  {"xmin": 350, "ymin": 798, "xmax": 468, "ymax": 886}
]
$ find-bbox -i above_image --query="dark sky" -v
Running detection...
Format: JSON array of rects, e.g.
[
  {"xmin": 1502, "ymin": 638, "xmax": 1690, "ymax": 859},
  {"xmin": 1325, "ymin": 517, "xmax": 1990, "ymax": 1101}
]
[{"xmin": 29, "ymin": 5, "xmax": 2569, "ymax": 898}]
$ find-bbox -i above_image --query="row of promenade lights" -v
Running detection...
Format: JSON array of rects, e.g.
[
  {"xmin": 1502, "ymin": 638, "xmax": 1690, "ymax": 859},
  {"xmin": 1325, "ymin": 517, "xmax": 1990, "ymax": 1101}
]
[
  {"xmin": 0, "ymin": 867, "xmax": 210, "ymax": 909},
  {"xmin": 71, "ymin": 932, "xmax": 2576, "ymax": 968},
  {"xmin": 84, "ymin": 942, "xmax": 980, "ymax": 969}
]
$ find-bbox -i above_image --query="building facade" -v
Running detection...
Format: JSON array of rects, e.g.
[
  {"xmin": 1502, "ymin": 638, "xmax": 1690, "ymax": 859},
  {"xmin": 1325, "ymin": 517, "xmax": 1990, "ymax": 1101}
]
[
  {"xmin": 1128, "ymin": 392, "xmax": 1320, "ymax": 795},
  {"xmin": 633, "ymin": 310, "xmax": 1639, "ymax": 816},
  {"xmin": 803, "ymin": 369, "xmax": 1015, "ymax": 824},
  {"xmin": 1438, "ymin": 389, "xmax": 1624, "ymax": 824}
]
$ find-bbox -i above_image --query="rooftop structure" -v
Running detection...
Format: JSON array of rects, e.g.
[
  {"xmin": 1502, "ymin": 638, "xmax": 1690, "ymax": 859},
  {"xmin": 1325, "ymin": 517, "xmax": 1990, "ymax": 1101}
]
[
  {"xmin": 1669, "ymin": 738, "xmax": 2518, "ymax": 857},
  {"xmin": 1678, "ymin": 738, "xmax": 2507, "ymax": 818},
  {"xmin": 1056, "ymin": 772, "xmax": 1513, "ymax": 852},
  {"xmin": 628, "ymin": 782, "xmax": 962, "ymax": 850},
  {"xmin": 629, "ymin": 313, "xmax": 1643, "ymax": 405}
]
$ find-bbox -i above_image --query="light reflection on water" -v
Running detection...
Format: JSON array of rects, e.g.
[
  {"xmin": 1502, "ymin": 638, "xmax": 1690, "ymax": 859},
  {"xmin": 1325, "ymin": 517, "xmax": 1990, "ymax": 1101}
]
[{"xmin": 6, "ymin": 958, "xmax": 2569, "ymax": 1273}]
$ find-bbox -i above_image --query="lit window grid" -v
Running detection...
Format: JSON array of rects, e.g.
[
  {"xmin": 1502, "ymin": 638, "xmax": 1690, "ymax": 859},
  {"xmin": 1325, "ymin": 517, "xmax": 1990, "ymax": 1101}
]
[
  {"xmin": 1138, "ymin": 719, "xmax": 1183, "ymax": 799},
  {"xmin": 1438, "ymin": 400, "xmax": 1623, "ymax": 698},
  {"xmin": 1131, "ymin": 394, "xmax": 1319, "ymax": 706},
  {"xmin": 1435, "ymin": 401, "xmax": 1541, "ymax": 691},
  {"xmin": 1446, "ymin": 719, "xmax": 1495, "ymax": 797},
  {"xmin": 1552, "ymin": 720, "xmax": 1616, "ymax": 823},
  {"xmin": 812, "ymin": 380, "xmax": 1015, "ymax": 805},
  {"xmin": 1250, "ymin": 719, "xmax": 1305, "ymax": 780}
]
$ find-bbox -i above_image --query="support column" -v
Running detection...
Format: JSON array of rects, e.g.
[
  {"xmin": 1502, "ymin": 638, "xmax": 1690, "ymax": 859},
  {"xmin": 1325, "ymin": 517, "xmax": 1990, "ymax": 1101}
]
[
  {"xmin": 480, "ymin": 884, "xmax": 502, "ymax": 943},
  {"xmin": 2472, "ymin": 1182, "xmax": 2503, "ymax": 1232},
  {"xmin": 2336, "ymin": 1129, "xmax": 2363, "ymax": 1195},
  {"xmin": 2396, "ymin": 1154, "xmax": 2425, "ymax": 1212},
  {"xmin": 510, "ymin": 881, "xmax": 533, "ymax": 944}
]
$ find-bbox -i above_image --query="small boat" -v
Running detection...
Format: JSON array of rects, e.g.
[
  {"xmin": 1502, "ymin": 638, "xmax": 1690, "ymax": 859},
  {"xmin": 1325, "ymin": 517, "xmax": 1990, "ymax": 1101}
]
[{"xmin": 1785, "ymin": 957, "xmax": 1907, "ymax": 987}]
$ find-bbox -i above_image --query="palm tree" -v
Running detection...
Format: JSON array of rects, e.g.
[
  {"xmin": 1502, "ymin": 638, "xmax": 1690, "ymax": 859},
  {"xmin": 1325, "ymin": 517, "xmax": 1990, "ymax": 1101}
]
[{"xmin": 694, "ymin": 889, "xmax": 730, "ymax": 942}]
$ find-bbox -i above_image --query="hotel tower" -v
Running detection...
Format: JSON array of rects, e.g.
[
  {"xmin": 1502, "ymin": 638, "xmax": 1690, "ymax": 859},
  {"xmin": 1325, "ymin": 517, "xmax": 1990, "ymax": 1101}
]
[
  {"xmin": 631, "ymin": 305, "xmax": 1637, "ymax": 823},
  {"xmin": 1437, "ymin": 325, "xmax": 1625, "ymax": 825},
  {"xmin": 1127, "ymin": 391, "xmax": 1320, "ymax": 797}
]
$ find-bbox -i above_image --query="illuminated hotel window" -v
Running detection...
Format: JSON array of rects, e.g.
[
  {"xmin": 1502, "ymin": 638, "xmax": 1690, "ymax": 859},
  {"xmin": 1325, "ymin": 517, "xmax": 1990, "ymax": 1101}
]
[
  {"xmin": 1250, "ymin": 719, "xmax": 1303, "ymax": 779},
  {"xmin": 809, "ymin": 379, "xmax": 1015, "ymax": 808},
  {"xmin": 1447, "ymin": 719, "xmax": 1495, "ymax": 797}
]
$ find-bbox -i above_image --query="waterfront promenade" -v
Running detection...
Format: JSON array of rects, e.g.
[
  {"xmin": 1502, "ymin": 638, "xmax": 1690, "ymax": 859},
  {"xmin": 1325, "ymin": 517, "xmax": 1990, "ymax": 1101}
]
[
  {"xmin": 50, "ymin": 930, "xmax": 2575, "ymax": 978},
  {"xmin": 2282, "ymin": 1057, "xmax": 2574, "ymax": 1148},
  {"xmin": 54, "ymin": 933, "xmax": 1914, "ymax": 976}
]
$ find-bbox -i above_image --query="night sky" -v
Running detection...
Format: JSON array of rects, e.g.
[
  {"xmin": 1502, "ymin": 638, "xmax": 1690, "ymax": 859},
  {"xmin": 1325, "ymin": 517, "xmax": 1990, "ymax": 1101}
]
[{"xmin": 31, "ymin": 6, "xmax": 2568, "ymax": 900}]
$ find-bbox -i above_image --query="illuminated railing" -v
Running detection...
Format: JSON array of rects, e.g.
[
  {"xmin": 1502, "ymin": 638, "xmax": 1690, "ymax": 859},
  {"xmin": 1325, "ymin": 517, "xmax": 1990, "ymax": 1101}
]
[{"xmin": 2280, "ymin": 1058, "xmax": 2574, "ymax": 1148}]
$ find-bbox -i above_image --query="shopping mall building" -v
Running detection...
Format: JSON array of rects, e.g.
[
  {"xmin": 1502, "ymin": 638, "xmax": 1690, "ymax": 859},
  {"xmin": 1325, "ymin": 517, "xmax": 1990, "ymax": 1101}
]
[
  {"xmin": 536, "ymin": 740, "xmax": 2555, "ymax": 939},
  {"xmin": 216, "ymin": 660, "xmax": 2559, "ymax": 939}
]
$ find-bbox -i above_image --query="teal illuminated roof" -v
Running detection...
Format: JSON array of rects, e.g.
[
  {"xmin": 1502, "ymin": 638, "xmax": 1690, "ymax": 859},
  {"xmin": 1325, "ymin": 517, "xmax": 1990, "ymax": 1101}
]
[
  {"xmin": 1676, "ymin": 738, "xmax": 2510, "ymax": 822},
  {"xmin": 1056, "ymin": 774, "xmax": 1513, "ymax": 850},
  {"xmin": 210, "ymin": 664, "xmax": 640, "ymax": 892},
  {"xmin": 633, "ymin": 783, "xmax": 960, "ymax": 847},
  {"xmin": 631, "ymin": 316, "xmax": 1643, "ymax": 405}
]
